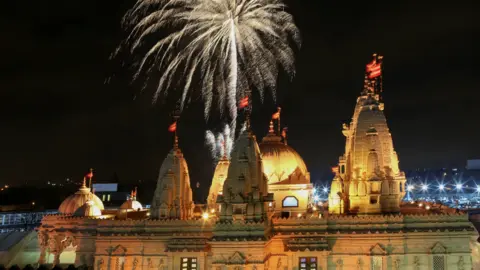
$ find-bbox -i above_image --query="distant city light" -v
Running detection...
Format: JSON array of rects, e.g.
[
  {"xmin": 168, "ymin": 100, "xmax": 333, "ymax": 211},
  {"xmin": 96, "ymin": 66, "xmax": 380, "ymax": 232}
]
[
  {"xmin": 210, "ymin": 209, "xmax": 215, "ymax": 213},
  {"xmin": 438, "ymin": 184, "xmax": 445, "ymax": 191},
  {"xmin": 425, "ymin": 205, "xmax": 431, "ymax": 210},
  {"xmin": 421, "ymin": 184, "xmax": 428, "ymax": 191},
  {"xmin": 31, "ymin": 201, "xmax": 35, "ymax": 206},
  {"xmin": 322, "ymin": 187, "xmax": 328, "ymax": 193},
  {"xmin": 312, "ymin": 206, "xmax": 317, "ymax": 211},
  {"xmin": 297, "ymin": 213, "xmax": 302, "ymax": 218},
  {"xmin": 456, "ymin": 183, "xmax": 463, "ymax": 190},
  {"xmin": 407, "ymin": 185, "xmax": 414, "ymax": 191},
  {"xmin": 314, "ymin": 195, "xmax": 320, "ymax": 201}
]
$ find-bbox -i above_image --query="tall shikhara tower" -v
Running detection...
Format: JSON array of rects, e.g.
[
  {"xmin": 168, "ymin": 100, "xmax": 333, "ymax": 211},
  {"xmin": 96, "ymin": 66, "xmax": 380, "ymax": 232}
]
[{"xmin": 329, "ymin": 54, "xmax": 406, "ymax": 214}]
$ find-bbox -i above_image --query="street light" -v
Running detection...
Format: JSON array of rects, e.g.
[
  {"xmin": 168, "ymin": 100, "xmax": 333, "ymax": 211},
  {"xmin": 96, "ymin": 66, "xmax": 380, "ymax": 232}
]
[{"xmin": 455, "ymin": 183, "xmax": 463, "ymax": 190}]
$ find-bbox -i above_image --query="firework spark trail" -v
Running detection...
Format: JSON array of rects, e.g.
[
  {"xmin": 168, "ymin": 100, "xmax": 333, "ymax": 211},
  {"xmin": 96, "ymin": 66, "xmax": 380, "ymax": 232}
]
[
  {"xmin": 117, "ymin": 0, "xmax": 301, "ymax": 136},
  {"xmin": 205, "ymin": 124, "xmax": 234, "ymax": 161}
]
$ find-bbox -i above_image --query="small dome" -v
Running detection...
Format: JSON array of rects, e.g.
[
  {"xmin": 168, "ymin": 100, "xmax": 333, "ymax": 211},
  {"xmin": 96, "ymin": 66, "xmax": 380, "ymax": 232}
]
[
  {"xmin": 120, "ymin": 200, "xmax": 143, "ymax": 211},
  {"xmin": 58, "ymin": 180, "xmax": 104, "ymax": 215},
  {"xmin": 259, "ymin": 132, "xmax": 309, "ymax": 184},
  {"xmin": 74, "ymin": 200, "xmax": 102, "ymax": 217},
  {"xmin": 120, "ymin": 188, "xmax": 143, "ymax": 211}
]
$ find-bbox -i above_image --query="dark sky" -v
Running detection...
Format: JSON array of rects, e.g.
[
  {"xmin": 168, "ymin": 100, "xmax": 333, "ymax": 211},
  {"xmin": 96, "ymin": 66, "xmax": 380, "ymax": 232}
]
[{"xmin": 0, "ymin": 1, "xmax": 478, "ymax": 197}]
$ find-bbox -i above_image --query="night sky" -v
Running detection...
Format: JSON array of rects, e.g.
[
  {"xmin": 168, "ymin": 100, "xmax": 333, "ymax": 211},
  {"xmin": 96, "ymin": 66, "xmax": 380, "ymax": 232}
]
[{"xmin": 1, "ymin": 1, "xmax": 478, "ymax": 199}]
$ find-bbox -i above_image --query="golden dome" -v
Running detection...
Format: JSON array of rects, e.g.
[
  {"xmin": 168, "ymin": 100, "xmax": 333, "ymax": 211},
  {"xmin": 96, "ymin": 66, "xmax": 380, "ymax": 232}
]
[
  {"xmin": 259, "ymin": 129, "xmax": 309, "ymax": 185},
  {"xmin": 58, "ymin": 179, "xmax": 104, "ymax": 215},
  {"xmin": 74, "ymin": 200, "xmax": 102, "ymax": 217},
  {"xmin": 120, "ymin": 200, "xmax": 143, "ymax": 211}
]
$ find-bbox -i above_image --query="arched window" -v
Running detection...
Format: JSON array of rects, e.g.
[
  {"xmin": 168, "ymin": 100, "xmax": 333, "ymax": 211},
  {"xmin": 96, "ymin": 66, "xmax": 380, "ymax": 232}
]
[{"xmin": 282, "ymin": 196, "xmax": 299, "ymax": 208}]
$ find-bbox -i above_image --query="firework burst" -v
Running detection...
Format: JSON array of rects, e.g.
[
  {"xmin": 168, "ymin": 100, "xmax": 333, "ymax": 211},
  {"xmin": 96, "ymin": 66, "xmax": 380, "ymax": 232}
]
[
  {"xmin": 205, "ymin": 124, "xmax": 234, "ymax": 161},
  {"xmin": 116, "ymin": 0, "xmax": 300, "ymax": 128}
]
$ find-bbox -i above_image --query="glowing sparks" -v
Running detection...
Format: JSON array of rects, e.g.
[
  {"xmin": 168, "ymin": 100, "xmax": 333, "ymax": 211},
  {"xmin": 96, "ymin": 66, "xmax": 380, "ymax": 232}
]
[
  {"xmin": 205, "ymin": 124, "xmax": 234, "ymax": 161},
  {"xmin": 116, "ymin": 0, "xmax": 300, "ymax": 126}
]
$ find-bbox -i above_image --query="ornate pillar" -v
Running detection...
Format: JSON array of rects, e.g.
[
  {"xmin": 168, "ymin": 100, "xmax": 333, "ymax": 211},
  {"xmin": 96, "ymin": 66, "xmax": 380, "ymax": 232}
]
[
  {"xmin": 37, "ymin": 231, "xmax": 48, "ymax": 265},
  {"xmin": 53, "ymin": 252, "xmax": 61, "ymax": 266},
  {"xmin": 38, "ymin": 246, "xmax": 47, "ymax": 265}
]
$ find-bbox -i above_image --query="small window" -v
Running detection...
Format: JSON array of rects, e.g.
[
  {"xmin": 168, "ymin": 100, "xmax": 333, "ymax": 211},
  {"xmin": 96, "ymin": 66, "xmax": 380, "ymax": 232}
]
[
  {"xmin": 282, "ymin": 196, "xmax": 299, "ymax": 207},
  {"xmin": 107, "ymin": 194, "xmax": 111, "ymax": 201},
  {"xmin": 433, "ymin": 255, "xmax": 445, "ymax": 270},
  {"xmin": 299, "ymin": 257, "xmax": 317, "ymax": 270},
  {"xmin": 399, "ymin": 182, "xmax": 403, "ymax": 192},
  {"xmin": 341, "ymin": 165, "xmax": 345, "ymax": 174},
  {"xmin": 370, "ymin": 196, "xmax": 378, "ymax": 204},
  {"xmin": 181, "ymin": 257, "xmax": 197, "ymax": 270}
]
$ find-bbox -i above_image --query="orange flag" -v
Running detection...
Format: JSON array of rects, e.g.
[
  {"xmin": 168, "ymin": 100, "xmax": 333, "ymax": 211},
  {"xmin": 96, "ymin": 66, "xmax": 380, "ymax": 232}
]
[
  {"xmin": 168, "ymin": 122, "xmax": 177, "ymax": 132},
  {"xmin": 239, "ymin": 97, "xmax": 249, "ymax": 109}
]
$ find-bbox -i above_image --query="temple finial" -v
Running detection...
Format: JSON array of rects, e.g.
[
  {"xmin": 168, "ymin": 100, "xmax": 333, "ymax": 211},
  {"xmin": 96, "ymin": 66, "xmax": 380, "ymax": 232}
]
[
  {"xmin": 269, "ymin": 120, "xmax": 274, "ymax": 134},
  {"xmin": 82, "ymin": 177, "xmax": 87, "ymax": 188}
]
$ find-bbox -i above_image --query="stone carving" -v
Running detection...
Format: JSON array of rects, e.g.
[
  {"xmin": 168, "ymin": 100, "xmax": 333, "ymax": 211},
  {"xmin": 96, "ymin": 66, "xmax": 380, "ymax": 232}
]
[
  {"xmin": 158, "ymin": 258, "xmax": 165, "ymax": 270},
  {"xmin": 413, "ymin": 256, "xmax": 420, "ymax": 270},
  {"xmin": 458, "ymin": 256, "xmax": 465, "ymax": 270},
  {"xmin": 336, "ymin": 258, "xmax": 343, "ymax": 270},
  {"xmin": 356, "ymin": 258, "xmax": 363, "ymax": 270},
  {"xmin": 147, "ymin": 258, "xmax": 154, "ymax": 269},
  {"xmin": 97, "ymin": 258, "xmax": 105, "ymax": 270},
  {"xmin": 38, "ymin": 232, "xmax": 47, "ymax": 247},
  {"xmin": 393, "ymin": 258, "xmax": 401, "ymax": 270},
  {"xmin": 115, "ymin": 257, "xmax": 120, "ymax": 270},
  {"xmin": 132, "ymin": 258, "xmax": 138, "ymax": 270},
  {"xmin": 48, "ymin": 238, "xmax": 58, "ymax": 252},
  {"xmin": 228, "ymin": 251, "xmax": 246, "ymax": 264},
  {"xmin": 276, "ymin": 257, "xmax": 282, "ymax": 269}
]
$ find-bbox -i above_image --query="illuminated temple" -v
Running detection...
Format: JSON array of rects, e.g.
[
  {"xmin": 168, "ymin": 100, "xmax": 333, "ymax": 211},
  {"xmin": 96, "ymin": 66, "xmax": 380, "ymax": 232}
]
[{"xmin": 3, "ymin": 55, "xmax": 480, "ymax": 269}]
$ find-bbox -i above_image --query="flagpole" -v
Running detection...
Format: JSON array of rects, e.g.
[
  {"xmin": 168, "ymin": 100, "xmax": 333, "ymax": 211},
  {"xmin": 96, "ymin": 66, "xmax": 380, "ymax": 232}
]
[
  {"xmin": 277, "ymin": 107, "xmax": 281, "ymax": 136},
  {"xmin": 88, "ymin": 168, "xmax": 93, "ymax": 190}
]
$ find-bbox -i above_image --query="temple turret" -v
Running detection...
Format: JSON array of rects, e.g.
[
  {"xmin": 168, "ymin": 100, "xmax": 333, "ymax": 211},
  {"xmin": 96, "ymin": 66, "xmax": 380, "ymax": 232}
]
[
  {"xmin": 329, "ymin": 54, "xmax": 406, "ymax": 214},
  {"xmin": 151, "ymin": 134, "xmax": 194, "ymax": 219},
  {"xmin": 217, "ymin": 128, "xmax": 273, "ymax": 221},
  {"xmin": 207, "ymin": 157, "xmax": 230, "ymax": 212}
]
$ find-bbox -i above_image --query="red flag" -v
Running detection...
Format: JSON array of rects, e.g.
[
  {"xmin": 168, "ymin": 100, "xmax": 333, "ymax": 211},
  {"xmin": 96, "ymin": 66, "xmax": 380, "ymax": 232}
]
[
  {"xmin": 168, "ymin": 122, "xmax": 177, "ymax": 132},
  {"xmin": 368, "ymin": 68, "xmax": 381, "ymax": 79},
  {"xmin": 238, "ymin": 97, "xmax": 249, "ymax": 109},
  {"xmin": 86, "ymin": 171, "xmax": 93, "ymax": 178},
  {"xmin": 366, "ymin": 59, "xmax": 377, "ymax": 72}
]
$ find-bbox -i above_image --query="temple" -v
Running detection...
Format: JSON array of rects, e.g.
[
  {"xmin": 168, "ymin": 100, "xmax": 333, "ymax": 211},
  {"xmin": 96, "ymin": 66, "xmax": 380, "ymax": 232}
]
[
  {"xmin": 328, "ymin": 54, "xmax": 406, "ymax": 215},
  {"xmin": 2, "ymin": 55, "xmax": 479, "ymax": 270}
]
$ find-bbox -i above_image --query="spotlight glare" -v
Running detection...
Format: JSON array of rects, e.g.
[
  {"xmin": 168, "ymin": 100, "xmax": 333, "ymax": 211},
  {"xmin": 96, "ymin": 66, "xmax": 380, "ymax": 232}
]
[
  {"xmin": 314, "ymin": 195, "xmax": 320, "ymax": 201},
  {"xmin": 421, "ymin": 184, "xmax": 428, "ymax": 191},
  {"xmin": 438, "ymin": 184, "xmax": 445, "ymax": 191},
  {"xmin": 407, "ymin": 185, "xmax": 414, "ymax": 191},
  {"xmin": 477, "ymin": 186, "xmax": 480, "ymax": 193},
  {"xmin": 456, "ymin": 183, "xmax": 463, "ymax": 190},
  {"xmin": 202, "ymin": 212, "xmax": 209, "ymax": 220},
  {"xmin": 322, "ymin": 187, "xmax": 328, "ymax": 193}
]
